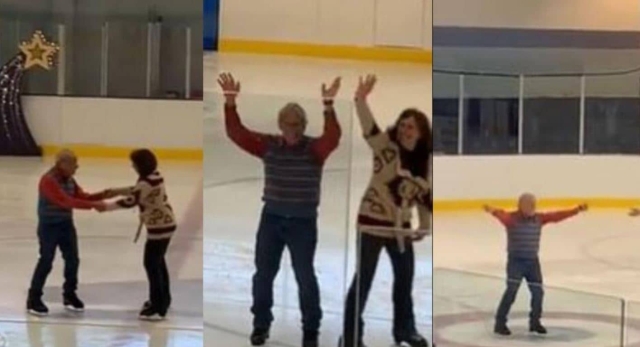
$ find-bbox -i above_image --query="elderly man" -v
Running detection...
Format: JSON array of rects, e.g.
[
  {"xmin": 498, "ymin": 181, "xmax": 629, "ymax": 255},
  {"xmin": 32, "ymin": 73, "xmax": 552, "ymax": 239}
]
[
  {"xmin": 483, "ymin": 193, "xmax": 587, "ymax": 336},
  {"xmin": 218, "ymin": 73, "xmax": 342, "ymax": 347},
  {"xmin": 26, "ymin": 149, "xmax": 110, "ymax": 316}
]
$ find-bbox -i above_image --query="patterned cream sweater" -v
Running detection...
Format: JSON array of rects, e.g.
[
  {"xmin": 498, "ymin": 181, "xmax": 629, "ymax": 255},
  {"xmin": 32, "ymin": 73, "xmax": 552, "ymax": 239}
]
[
  {"xmin": 106, "ymin": 171, "xmax": 176, "ymax": 240},
  {"xmin": 355, "ymin": 99, "xmax": 431, "ymax": 239}
]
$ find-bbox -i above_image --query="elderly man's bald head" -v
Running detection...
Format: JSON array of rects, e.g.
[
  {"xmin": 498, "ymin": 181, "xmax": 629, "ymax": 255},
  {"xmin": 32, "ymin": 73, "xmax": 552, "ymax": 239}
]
[
  {"xmin": 55, "ymin": 149, "xmax": 76, "ymax": 163},
  {"xmin": 54, "ymin": 149, "xmax": 78, "ymax": 177},
  {"xmin": 518, "ymin": 192, "xmax": 536, "ymax": 216}
]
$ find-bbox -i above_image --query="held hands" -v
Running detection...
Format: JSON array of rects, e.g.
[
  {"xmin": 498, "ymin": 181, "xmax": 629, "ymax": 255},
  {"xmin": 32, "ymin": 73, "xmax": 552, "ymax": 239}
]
[
  {"xmin": 321, "ymin": 77, "xmax": 341, "ymax": 100},
  {"xmin": 355, "ymin": 74, "xmax": 377, "ymax": 101},
  {"xmin": 217, "ymin": 73, "xmax": 241, "ymax": 103},
  {"xmin": 92, "ymin": 202, "xmax": 107, "ymax": 213},
  {"xmin": 100, "ymin": 189, "xmax": 118, "ymax": 199}
]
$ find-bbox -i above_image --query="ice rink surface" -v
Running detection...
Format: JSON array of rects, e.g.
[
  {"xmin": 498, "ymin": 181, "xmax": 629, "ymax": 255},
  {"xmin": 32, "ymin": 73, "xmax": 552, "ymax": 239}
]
[
  {"xmin": 0, "ymin": 157, "xmax": 203, "ymax": 347},
  {"xmin": 203, "ymin": 52, "xmax": 432, "ymax": 347},
  {"xmin": 434, "ymin": 210, "xmax": 640, "ymax": 347}
]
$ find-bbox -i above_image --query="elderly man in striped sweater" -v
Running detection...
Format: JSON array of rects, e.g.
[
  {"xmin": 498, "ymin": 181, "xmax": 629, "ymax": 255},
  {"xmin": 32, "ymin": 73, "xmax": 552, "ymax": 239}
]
[
  {"xmin": 27, "ymin": 149, "xmax": 110, "ymax": 316},
  {"xmin": 484, "ymin": 193, "xmax": 587, "ymax": 336},
  {"xmin": 484, "ymin": 193, "xmax": 588, "ymax": 336},
  {"xmin": 218, "ymin": 73, "xmax": 342, "ymax": 347}
]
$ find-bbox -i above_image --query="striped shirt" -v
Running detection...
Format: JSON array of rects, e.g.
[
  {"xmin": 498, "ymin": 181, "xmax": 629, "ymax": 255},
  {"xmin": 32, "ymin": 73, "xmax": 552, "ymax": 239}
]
[
  {"xmin": 224, "ymin": 103, "xmax": 341, "ymax": 217},
  {"xmin": 262, "ymin": 136, "xmax": 323, "ymax": 217},
  {"xmin": 490, "ymin": 208, "xmax": 580, "ymax": 258}
]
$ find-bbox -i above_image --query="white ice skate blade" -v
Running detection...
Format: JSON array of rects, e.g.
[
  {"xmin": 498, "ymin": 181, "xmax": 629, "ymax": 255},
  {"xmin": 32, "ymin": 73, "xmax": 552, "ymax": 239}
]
[
  {"xmin": 139, "ymin": 314, "xmax": 165, "ymax": 322},
  {"xmin": 26, "ymin": 309, "xmax": 48, "ymax": 317},
  {"xmin": 64, "ymin": 305, "xmax": 84, "ymax": 313},
  {"xmin": 528, "ymin": 331, "xmax": 547, "ymax": 336}
]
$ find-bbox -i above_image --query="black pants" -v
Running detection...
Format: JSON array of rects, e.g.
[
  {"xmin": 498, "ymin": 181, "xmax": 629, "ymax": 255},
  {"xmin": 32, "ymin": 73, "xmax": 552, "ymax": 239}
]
[
  {"xmin": 342, "ymin": 233, "xmax": 416, "ymax": 344},
  {"xmin": 251, "ymin": 210, "xmax": 322, "ymax": 332},
  {"xmin": 29, "ymin": 220, "xmax": 80, "ymax": 299},
  {"xmin": 496, "ymin": 256, "xmax": 544, "ymax": 325},
  {"xmin": 144, "ymin": 238, "xmax": 172, "ymax": 315}
]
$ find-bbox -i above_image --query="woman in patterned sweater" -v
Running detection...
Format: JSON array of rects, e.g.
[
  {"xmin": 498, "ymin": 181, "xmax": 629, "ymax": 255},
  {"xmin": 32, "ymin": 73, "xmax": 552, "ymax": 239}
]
[
  {"xmin": 340, "ymin": 75, "xmax": 431, "ymax": 347},
  {"xmin": 101, "ymin": 149, "xmax": 177, "ymax": 321}
]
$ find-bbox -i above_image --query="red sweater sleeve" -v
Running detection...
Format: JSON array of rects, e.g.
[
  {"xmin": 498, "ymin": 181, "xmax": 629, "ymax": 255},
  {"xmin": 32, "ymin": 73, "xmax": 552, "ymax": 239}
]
[
  {"xmin": 74, "ymin": 184, "xmax": 106, "ymax": 201},
  {"xmin": 491, "ymin": 210, "xmax": 515, "ymax": 227},
  {"xmin": 224, "ymin": 104, "xmax": 268, "ymax": 158},
  {"xmin": 538, "ymin": 208, "xmax": 580, "ymax": 225},
  {"xmin": 311, "ymin": 106, "xmax": 342, "ymax": 163},
  {"xmin": 39, "ymin": 175, "xmax": 96, "ymax": 210}
]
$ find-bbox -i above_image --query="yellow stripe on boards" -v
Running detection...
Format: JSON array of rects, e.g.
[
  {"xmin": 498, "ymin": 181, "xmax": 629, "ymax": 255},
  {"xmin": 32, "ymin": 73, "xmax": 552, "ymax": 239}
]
[
  {"xmin": 434, "ymin": 198, "xmax": 640, "ymax": 212},
  {"xmin": 218, "ymin": 39, "xmax": 432, "ymax": 64},
  {"xmin": 41, "ymin": 145, "xmax": 202, "ymax": 162}
]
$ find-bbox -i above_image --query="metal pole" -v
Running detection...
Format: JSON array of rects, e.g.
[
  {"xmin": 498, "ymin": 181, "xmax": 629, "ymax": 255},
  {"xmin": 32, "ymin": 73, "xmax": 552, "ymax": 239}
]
[
  {"xmin": 579, "ymin": 75, "xmax": 586, "ymax": 154},
  {"xmin": 56, "ymin": 24, "xmax": 66, "ymax": 96},
  {"xmin": 146, "ymin": 22, "xmax": 153, "ymax": 98},
  {"xmin": 457, "ymin": 74, "xmax": 464, "ymax": 154},
  {"xmin": 621, "ymin": 300, "xmax": 627, "ymax": 347},
  {"xmin": 185, "ymin": 27, "xmax": 192, "ymax": 99},
  {"xmin": 518, "ymin": 75, "xmax": 524, "ymax": 154},
  {"xmin": 100, "ymin": 22, "xmax": 109, "ymax": 96}
]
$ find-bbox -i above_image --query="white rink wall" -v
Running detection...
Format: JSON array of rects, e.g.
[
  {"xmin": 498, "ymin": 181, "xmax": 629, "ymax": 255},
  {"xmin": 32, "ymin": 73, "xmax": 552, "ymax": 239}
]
[
  {"xmin": 219, "ymin": 0, "xmax": 432, "ymax": 49},
  {"xmin": 435, "ymin": 155, "xmax": 640, "ymax": 200},
  {"xmin": 434, "ymin": 0, "xmax": 640, "ymax": 31},
  {"xmin": 23, "ymin": 96, "xmax": 202, "ymax": 149}
]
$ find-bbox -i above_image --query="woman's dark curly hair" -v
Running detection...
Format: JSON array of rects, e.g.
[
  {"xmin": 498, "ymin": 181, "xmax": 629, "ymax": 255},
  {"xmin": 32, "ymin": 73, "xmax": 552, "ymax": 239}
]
[
  {"xmin": 130, "ymin": 148, "xmax": 158, "ymax": 177},
  {"xmin": 387, "ymin": 108, "xmax": 432, "ymax": 178}
]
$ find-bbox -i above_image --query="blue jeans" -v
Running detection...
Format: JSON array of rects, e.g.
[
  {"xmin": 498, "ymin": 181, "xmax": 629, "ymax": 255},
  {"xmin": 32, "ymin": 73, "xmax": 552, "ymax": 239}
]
[
  {"xmin": 251, "ymin": 209, "xmax": 322, "ymax": 331},
  {"xmin": 342, "ymin": 233, "xmax": 416, "ymax": 344},
  {"xmin": 496, "ymin": 256, "xmax": 544, "ymax": 325},
  {"xmin": 29, "ymin": 220, "xmax": 79, "ymax": 298}
]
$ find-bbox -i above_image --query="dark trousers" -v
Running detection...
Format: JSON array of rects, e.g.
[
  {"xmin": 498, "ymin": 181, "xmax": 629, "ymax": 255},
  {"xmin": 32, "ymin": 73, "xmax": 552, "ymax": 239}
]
[
  {"xmin": 343, "ymin": 233, "xmax": 416, "ymax": 344},
  {"xmin": 495, "ymin": 256, "xmax": 544, "ymax": 325},
  {"xmin": 251, "ymin": 210, "xmax": 322, "ymax": 332},
  {"xmin": 144, "ymin": 238, "xmax": 172, "ymax": 315},
  {"xmin": 29, "ymin": 221, "xmax": 80, "ymax": 298}
]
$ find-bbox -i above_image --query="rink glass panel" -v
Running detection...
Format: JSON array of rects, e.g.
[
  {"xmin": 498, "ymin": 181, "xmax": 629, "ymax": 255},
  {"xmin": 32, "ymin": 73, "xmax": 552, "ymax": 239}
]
[
  {"xmin": 433, "ymin": 69, "xmax": 640, "ymax": 156},
  {"xmin": 462, "ymin": 75, "xmax": 519, "ymax": 155},
  {"xmin": 433, "ymin": 72, "xmax": 459, "ymax": 155},
  {"xmin": 106, "ymin": 22, "xmax": 149, "ymax": 98},
  {"xmin": 62, "ymin": 21, "xmax": 104, "ymax": 97},
  {"xmin": 0, "ymin": 17, "xmax": 201, "ymax": 99},
  {"xmin": 522, "ymin": 76, "xmax": 581, "ymax": 154},
  {"xmin": 584, "ymin": 73, "xmax": 640, "ymax": 154},
  {"xmin": 433, "ymin": 268, "xmax": 624, "ymax": 347},
  {"xmin": 626, "ymin": 300, "xmax": 640, "ymax": 347},
  {"xmin": 0, "ymin": 17, "xmax": 58, "ymax": 95},
  {"xmin": 203, "ymin": 92, "xmax": 354, "ymax": 345}
]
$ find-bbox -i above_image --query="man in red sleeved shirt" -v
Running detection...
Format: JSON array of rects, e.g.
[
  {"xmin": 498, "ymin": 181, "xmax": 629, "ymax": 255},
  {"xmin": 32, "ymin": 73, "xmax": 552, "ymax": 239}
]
[
  {"xmin": 27, "ymin": 149, "xmax": 111, "ymax": 316},
  {"xmin": 483, "ymin": 193, "xmax": 587, "ymax": 336},
  {"xmin": 218, "ymin": 73, "xmax": 341, "ymax": 347}
]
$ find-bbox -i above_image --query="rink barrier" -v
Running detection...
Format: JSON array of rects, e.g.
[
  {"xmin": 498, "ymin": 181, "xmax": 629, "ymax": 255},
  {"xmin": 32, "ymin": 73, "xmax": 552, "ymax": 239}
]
[
  {"xmin": 218, "ymin": 39, "xmax": 432, "ymax": 64},
  {"xmin": 434, "ymin": 268, "xmax": 640, "ymax": 347},
  {"xmin": 434, "ymin": 197, "xmax": 640, "ymax": 212},
  {"xmin": 41, "ymin": 144, "xmax": 202, "ymax": 161}
]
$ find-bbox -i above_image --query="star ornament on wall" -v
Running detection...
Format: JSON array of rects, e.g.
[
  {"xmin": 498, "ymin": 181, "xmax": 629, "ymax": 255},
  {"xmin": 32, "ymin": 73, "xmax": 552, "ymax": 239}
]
[{"xmin": 18, "ymin": 30, "xmax": 59, "ymax": 70}]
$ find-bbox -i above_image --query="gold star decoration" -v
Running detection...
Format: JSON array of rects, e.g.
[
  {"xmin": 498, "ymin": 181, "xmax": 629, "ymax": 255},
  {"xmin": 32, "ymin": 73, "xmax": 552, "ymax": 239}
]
[{"xmin": 18, "ymin": 30, "xmax": 59, "ymax": 70}]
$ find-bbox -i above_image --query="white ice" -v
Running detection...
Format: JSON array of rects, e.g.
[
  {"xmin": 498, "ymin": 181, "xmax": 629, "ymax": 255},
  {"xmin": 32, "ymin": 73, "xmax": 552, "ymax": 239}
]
[
  {"xmin": 203, "ymin": 52, "xmax": 432, "ymax": 347},
  {"xmin": 434, "ymin": 210, "xmax": 640, "ymax": 347},
  {"xmin": 0, "ymin": 158, "xmax": 203, "ymax": 347}
]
